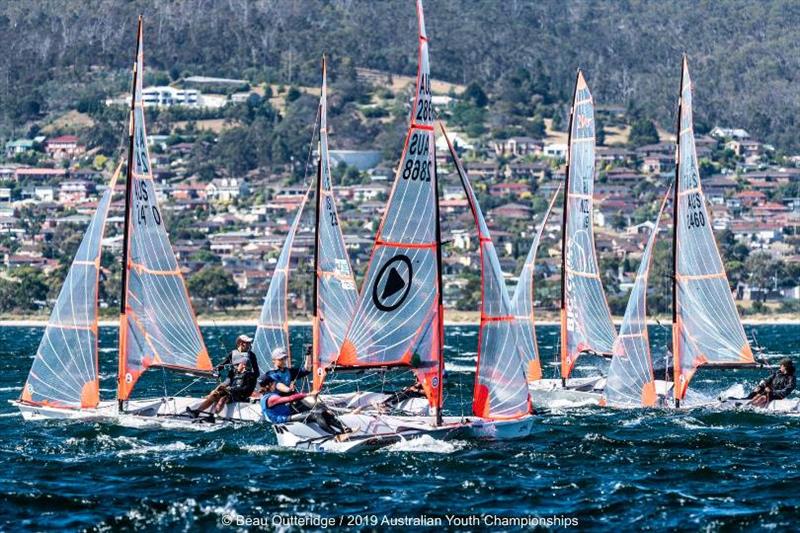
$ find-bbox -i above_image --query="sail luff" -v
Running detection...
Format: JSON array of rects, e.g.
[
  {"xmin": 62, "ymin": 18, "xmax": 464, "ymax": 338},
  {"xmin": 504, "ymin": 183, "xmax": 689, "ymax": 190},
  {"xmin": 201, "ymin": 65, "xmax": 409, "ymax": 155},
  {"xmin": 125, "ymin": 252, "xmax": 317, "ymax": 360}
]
[
  {"xmin": 117, "ymin": 17, "xmax": 141, "ymax": 405},
  {"xmin": 672, "ymin": 56, "xmax": 753, "ymax": 402},
  {"xmin": 21, "ymin": 163, "xmax": 122, "ymax": 409},
  {"xmin": 512, "ymin": 183, "xmax": 561, "ymax": 382},
  {"xmin": 441, "ymin": 123, "xmax": 530, "ymax": 420}
]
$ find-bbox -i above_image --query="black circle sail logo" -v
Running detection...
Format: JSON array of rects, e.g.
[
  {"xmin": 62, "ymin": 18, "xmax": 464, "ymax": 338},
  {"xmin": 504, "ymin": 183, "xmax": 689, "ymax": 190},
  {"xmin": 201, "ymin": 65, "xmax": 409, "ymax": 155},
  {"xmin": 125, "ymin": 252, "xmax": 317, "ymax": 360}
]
[{"xmin": 372, "ymin": 255, "xmax": 413, "ymax": 312}]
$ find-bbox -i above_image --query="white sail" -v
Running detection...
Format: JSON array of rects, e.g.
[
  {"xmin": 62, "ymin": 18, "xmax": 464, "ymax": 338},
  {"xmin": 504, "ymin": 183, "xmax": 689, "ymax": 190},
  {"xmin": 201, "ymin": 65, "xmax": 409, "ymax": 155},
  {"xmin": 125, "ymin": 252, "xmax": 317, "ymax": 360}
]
[
  {"xmin": 560, "ymin": 70, "xmax": 617, "ymax": 379},
  {"xmin": 605, "ymin": 189, "xmax": 670, "ymax": 407},
  {"xmin": 512, "ymin": 185, "xmax": 560, "ymax": 382},
  {"xmin": 21, "ymin": 164, "xmax": 121, "ymax": 409},
  {"xmin": 336, "ymin": 0, "xmax": 443, "ymax": 410},
  {"xmin": 442, "ymin": 124, "xmax": 530, "ymax": 419},
  {"xmin": 672, "ymin": 56, "xmax": 753, "ymax": 401},
  {"xmin": 118, "ymin": 19, "xmax": 211, "ymax": 400},
  {"xmin": 312, "ymin": 57, "xmax": 358, "ymax": 391}
]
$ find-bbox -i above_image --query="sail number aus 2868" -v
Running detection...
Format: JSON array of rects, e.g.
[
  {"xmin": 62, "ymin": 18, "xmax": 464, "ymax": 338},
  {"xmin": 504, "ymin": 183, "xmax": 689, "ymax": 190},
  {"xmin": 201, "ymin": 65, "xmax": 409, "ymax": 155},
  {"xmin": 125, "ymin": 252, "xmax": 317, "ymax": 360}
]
[{"xmin": 403, "ymin": 133, "xmax": 431, "ymax": 182}]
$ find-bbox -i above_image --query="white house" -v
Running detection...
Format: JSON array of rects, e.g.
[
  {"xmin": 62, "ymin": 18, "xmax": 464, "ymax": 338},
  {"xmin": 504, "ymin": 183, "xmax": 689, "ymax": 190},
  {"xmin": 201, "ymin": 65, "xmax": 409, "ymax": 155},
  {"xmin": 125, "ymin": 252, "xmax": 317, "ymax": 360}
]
[
  {"xmin": 205, "ymin": 178, "xmax": 249, "ymax": 203},
  {"xmin": 142, "ymin": 86, "xmax": 200, "ymax": 107}
]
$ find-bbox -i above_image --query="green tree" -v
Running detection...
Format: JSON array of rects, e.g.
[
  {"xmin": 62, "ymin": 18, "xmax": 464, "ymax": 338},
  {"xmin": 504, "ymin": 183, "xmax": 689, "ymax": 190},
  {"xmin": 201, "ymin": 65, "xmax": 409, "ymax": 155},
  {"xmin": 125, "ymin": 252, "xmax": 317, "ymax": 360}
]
[
  {"xmin": 628, "ymin": 118, "xmax": 659, "ymax": 147},
  {"xmin": 188, "ymin": 266, "xmax": 239, "ymax": 311},
  {"xmin": 463, "ymin": 82, "xmax": 488, "ymax": 107}
]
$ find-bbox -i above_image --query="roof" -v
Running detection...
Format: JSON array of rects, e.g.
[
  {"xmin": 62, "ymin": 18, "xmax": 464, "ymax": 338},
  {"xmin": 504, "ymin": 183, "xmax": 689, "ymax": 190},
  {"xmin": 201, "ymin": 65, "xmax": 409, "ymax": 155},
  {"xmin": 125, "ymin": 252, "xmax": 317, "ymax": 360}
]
[{"xmin": 46, "ymin": 135, "xmax": 80, "ymax": 144}]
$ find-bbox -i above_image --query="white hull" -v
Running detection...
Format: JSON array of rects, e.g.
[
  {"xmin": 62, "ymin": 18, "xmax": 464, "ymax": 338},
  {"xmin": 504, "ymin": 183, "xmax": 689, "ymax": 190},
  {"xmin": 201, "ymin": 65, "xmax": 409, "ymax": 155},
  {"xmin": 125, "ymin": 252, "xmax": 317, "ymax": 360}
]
[
  {"xmin": 274, "ymin": 413, "xmax": 465, "ymax": 452},
  {"xmin": 529, "ymin": 378, "xmax": 674, "ymax": 409},
  {"xmin": 714, "ymin": 397, "xmax": 800, "ymax": 413},
  {"xmin": 12, "ymin": 390, "xmax": 427, "ymax": 425},
  {"xmin": 274, "ymin": 413, "xmax": 535, "ymax": 452},
  {"xmin": 528, "ymin": 377, "xmax": 604, "ymax": 409},
  {"xmin": 11, "ymin": 400, "xmax": 118, "ymax": 422}
]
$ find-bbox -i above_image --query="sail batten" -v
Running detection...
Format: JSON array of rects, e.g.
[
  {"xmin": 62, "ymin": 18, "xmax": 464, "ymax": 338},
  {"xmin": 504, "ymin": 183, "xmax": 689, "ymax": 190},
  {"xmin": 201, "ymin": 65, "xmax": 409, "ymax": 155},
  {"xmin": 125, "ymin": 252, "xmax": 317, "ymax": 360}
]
[
  {"xmin": 672, "ymin": 57, "xmax": 753, "ymax": 402},
  {"xmin": 21, "ymin": 163, "xmax": 121, "ymax": 409},
  {"xmin": 512, "ymin": 185, "xmax": 560, "ymax": 382},
  {"xmin": 442, "ymin": 124, "xmax": 530, "ymax": 420},
  {"xmin": 336, "ymin": 0, "xmax": 443, "ymax": 410},
  {"xmin": 118, "ymin": 19, "xmax": 210, "ymax": 401},
  {"xmin": 560, "ymin": 71, "xmax": 617, "ymax": 379}
]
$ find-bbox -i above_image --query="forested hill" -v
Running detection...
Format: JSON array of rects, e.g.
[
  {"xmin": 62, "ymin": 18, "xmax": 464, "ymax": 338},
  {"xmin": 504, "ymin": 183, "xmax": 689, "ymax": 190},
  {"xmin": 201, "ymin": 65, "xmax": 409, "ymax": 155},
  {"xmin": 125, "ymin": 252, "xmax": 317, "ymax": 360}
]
[{"xmin": 1, "ymin": 0, "xmax": 799, "ymax": 149}]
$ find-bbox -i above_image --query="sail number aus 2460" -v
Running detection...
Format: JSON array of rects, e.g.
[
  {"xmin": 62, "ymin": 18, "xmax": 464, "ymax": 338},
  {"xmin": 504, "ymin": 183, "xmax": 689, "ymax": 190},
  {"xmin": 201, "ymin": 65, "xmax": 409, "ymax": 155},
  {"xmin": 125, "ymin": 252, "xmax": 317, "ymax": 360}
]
[{"xmin": 686, "ymin": 192, "xmax": 705, "ymax": 229}]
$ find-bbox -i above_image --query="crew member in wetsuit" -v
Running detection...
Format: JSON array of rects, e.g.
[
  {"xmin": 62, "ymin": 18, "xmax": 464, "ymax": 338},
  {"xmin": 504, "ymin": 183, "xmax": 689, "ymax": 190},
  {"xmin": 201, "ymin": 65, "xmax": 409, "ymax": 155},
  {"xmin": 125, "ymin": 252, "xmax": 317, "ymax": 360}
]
[
  {"xmin": 261, "ymin": 346, "xmax": 311, "ymax": 395},
  {"xmin": 187, "ymin": 334, "xmax": 259, "ymax": 417},
  {"xmin": 260, "ymin": 375, "xmax": 349, "ymax": 436},
  {"xmin": 747, "ymin": 358, "xmax": 796, "ymax": 407}
]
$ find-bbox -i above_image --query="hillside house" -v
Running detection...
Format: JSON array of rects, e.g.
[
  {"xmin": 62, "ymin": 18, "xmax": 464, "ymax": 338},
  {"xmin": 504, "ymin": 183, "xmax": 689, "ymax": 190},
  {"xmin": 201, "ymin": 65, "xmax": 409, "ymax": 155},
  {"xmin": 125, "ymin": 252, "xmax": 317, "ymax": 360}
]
[{"xmin": 45, "ymin": 135, "xmax": 85, "ymax": 160}]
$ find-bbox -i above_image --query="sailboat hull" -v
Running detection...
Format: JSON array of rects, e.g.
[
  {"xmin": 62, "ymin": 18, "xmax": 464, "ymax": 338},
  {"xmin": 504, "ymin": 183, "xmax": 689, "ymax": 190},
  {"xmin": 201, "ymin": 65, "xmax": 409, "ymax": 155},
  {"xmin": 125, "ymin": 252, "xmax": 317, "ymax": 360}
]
[
  {"xmin": 529, "ymin": 379, "xmax": 675, "ymax": 409},
  {"xmin": 274, "ymin": 413, "xmax": 467, "ymax": 452}
]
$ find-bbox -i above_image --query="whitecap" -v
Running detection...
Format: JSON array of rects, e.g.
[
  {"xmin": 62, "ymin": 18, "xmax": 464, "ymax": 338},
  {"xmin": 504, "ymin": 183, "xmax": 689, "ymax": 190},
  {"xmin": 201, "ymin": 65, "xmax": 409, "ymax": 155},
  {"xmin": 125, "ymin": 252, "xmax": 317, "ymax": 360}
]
[{"xmin": 383, "ymin": 434, "xmax": 465, "ymax": 453}]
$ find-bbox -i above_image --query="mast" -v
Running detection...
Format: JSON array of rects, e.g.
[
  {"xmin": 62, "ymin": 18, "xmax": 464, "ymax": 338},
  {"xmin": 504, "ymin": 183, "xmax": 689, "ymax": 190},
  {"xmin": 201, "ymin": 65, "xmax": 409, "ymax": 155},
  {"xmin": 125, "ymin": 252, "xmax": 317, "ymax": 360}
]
[
  {"xmin": 672, "ymin": 55, "xmax": 685, "ymax": 409},
  {"xmin": 118, "ymin": 16, "xmax": 142, "ymax": 411},
  {"xmin": 559, "ymin": 69, "xmax": 580, "ymax": 388},
  {"xmin": 432, "ymin": 125, "xmax": 444, "ymax": 426},
  {"xmin": 311, "ymin": 57, "xmax": 325, "ymax": 381}
]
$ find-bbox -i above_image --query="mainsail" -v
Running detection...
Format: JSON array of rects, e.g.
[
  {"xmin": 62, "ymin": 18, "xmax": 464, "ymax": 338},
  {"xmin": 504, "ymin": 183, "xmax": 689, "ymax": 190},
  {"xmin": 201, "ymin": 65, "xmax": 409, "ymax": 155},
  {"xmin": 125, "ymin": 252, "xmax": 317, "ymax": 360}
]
[
  {"xmin": 605, "ymin": 189, "xmax": 670, "ymax": 407},
  {"xmin": 560, "ymin": 70, "xmax": 617, "ymax": 379},
  {"xmin": 337, "ymin": 0, "xmax": 444, "ymax": 412},
  {"xmin": 312, "ymin": 57, "xmax": 358, "ymax": 391},
  {"xmin": 512, "ymin": 185, "xmax": 560, "ymax": 382},
  {"xmin": 442, "ymin": 124, "xmax": 530, "ymax": 419},
  {"xmin": 20, "ymin": 164, "xmax": 121, "ymax": 409},
  {"xmin": 253, "ymin": 185, "xmax": 312, "ymax": 371},
  {"xmin": 672, "ymin": 56, "xmax": 753, "ymax": 403},
  {"xmin": 118, "ymin": 18, "xmax": 211, "ymax": 401}
]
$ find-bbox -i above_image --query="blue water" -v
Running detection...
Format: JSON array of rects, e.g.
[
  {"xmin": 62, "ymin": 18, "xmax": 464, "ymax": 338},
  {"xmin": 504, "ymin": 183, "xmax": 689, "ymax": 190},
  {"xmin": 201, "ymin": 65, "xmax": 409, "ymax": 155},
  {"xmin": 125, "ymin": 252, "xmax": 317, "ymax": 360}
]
[{"xmin": 1, "ymin": 324, "xmax": 799, "ymax": 530}]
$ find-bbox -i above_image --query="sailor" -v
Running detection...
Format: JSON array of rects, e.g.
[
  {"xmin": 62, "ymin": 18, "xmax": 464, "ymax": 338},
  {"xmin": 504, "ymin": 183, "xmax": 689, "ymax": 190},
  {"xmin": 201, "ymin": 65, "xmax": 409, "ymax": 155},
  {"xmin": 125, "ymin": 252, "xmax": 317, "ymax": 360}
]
[
  {"xmin": 260, "ymin": 375, "xmax": 349, "ymax": 436},
  {"xmin": 261, "ymin": 346, "xmax": 311, "ymax": 395},
  {"xmin": 381, "ymin": 379, "xmax": 426, "ymax": 409},
  {"xmin": 747, "ymin": 358, "xmax": 796, "ymax": 407},
  {"xmin": 186, "ymin": 334, "xmax": 260, "ymax": 417}
]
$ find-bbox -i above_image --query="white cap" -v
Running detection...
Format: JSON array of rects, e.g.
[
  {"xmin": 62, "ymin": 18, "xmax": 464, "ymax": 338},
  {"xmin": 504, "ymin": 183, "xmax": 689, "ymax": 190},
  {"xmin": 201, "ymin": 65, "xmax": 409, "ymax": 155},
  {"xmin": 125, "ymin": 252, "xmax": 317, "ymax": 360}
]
[
  {"xmin": 236, "ymin": 334, "xmax": 253, "ymax": 344},
  {"xmin": 271, "ymin": 347, "xmax": 289, "ymax": 360}
]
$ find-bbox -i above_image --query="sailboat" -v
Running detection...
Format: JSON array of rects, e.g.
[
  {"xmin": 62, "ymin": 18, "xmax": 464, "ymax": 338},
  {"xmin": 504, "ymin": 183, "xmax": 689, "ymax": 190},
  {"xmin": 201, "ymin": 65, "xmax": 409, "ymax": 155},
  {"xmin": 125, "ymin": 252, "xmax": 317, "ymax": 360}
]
[
  {"xmin": 604, "ymin": 57, "xmax": 787, "ymax": 411},
  {"xmin": 274, "ymin": 1, "xmax": 533, "ymax": 450},
  {"xmin": 274, "ymin": 0, "xmax": 463, "ymax": 451},
  {"xmin": 528, "ymin": 70, "xmax": 617, "ymax": 408},
  {"xmin": 440, "ymin": 123, "xmax": 535, "ymax": 439},
  {"xmin": 15, "ymin": 18, "xmax": 258, "ymax": 423},
  {"xmin": 670, "ymin": 56, "xmax": 761, "ymax": 408},
  {"xmin": 14, "ymin": 163, "xmax": 122, "ymax": 420}
]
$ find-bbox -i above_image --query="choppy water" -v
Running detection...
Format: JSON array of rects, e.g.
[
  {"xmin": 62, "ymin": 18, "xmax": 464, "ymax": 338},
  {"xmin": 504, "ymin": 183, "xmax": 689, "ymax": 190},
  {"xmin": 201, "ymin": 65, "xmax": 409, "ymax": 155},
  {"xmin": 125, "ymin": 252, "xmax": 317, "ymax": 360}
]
[{"xmin": 1, "ymin": 324, "xmax": 799, "ymax": 530}]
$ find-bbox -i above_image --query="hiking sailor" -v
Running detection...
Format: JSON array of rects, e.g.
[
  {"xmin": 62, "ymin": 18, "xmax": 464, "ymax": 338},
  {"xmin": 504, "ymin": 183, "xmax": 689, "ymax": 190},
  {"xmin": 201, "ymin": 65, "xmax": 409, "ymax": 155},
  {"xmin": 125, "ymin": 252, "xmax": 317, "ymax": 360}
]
[
  {"xmin": 746, "ymin": 358, "xmax": 796, "ymax": 407},
  {"xmin": 186, "ymin": 334, "xmax": 260, "ymax": 417},
  {"xmin": 259, "ymin": 374, "xmax": 350, "ymax": 436}
]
